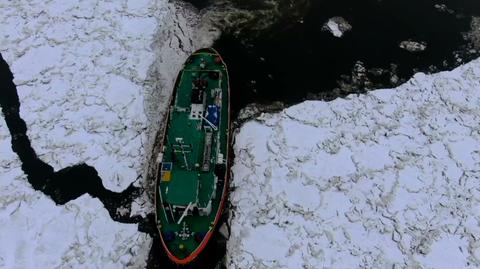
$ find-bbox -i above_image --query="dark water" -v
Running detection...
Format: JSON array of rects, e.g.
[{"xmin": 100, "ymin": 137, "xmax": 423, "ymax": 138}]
[{"xmin": 201, "ymin": 0, "xmax": 480, "ymax": 115}]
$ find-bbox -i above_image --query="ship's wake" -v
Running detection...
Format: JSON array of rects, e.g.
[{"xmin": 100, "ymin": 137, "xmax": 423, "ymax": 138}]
[{"xmin": 189, "ymin": 0, "xmax": 311, "ymax": 42}]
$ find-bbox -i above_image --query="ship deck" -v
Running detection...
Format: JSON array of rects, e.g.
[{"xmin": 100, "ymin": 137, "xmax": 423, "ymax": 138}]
[{"xmin": 156, "ymin": 49, "xmax": 229, "ymax": 263}]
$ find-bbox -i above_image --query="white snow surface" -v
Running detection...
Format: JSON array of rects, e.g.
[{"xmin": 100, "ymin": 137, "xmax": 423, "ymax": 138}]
[
  {"xmin": 0, "ymin": 164, "xmax": 149, "ymax": 268},
  {"xmin": 0, "ymin": 0, "xmax": 215, "ymax": 268},
  {"xmin": 322, "ymin": 17, "xmax": 352, "ymax": 38},
  {"xmin": 0, "ymin": 117, "xmax": 151, "ymax": 268},
  {"xmin": 0, "ymin": 0, "xmax": 207, "ymax": 192},
  {"xmin": 326, "ymin": 21, "xmax": 343, "ymax": 37},
  {"xmin": 227, "ymin": 58, "xmax": 480, "ymax": 268}
]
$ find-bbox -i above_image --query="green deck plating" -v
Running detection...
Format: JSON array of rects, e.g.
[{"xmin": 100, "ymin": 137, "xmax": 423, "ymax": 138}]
[{"xmin": 155, "ymin": 48, "xmax": 230, "ymax": 263}]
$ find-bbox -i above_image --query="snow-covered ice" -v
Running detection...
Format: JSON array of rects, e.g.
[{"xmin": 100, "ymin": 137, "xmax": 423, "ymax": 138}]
[
  {"xmin": 434, "ymin": 4, "xmax": 454, "ymax": 14},
  {"xmin": 227, "ymin": 58, "xmax": 480, "ymax": 268},
  {"xmin": 1, "ymin": 113, "xmax": 151, "ymax": 268},
  {"xmin": 322, "ymin": 17, "xmax": 352, "ymax": 38},
  {"xmin": 0, "ymin": 0, "xmax": 206, "ymax": 193},
  {"xmin": 399, "ymin": 40, "xmax": 427, "ymax": 52},
  {"xmin": 0, "ymin": 0, "xmax": 215, "ymax": 267},
  {"xmin": 0, "ymin": 161, "xmax": 149, "ymax": 268}
]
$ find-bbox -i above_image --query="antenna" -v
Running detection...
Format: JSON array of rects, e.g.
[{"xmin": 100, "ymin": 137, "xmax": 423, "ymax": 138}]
[{"xmin": 200, "ymin": 114, "xmax": 218, "ymax": 131}]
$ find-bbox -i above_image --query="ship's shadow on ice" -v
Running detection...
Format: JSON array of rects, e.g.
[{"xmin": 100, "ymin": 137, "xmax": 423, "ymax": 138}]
[{"xmin": 0, "ymin": 53, "xmax": 144, "ymax": 225}]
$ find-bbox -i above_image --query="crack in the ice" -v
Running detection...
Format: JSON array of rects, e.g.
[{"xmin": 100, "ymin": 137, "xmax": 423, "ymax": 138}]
[{"xmin": 0, "ymin": 53, "xmax": 149, "ymax": 227}]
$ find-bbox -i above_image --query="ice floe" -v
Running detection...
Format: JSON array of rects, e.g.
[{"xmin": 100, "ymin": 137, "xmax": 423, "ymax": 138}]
[
  {"xmin": 399, "ymin": 40, "xmax": 427, "ymax": 52},
  {"xmin": 322, "ymin": 17, "xmax": 352, "ymax": 38},
  {"xmin": 227, "ymin": 58, "xmax": 480, "ymax": 268},
  {"xmin": 0, "ymin": 159, "xmax": 149, "ymax": 268}
]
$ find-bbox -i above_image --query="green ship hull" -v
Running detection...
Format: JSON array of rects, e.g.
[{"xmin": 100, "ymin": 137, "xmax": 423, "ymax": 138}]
[{"xmin": 155, "ymin": 48, "xmax": 230, "ymax": 265}]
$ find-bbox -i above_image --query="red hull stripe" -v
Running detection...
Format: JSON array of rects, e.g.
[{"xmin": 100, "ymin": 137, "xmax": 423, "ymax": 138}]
[{"xmin": 157, "ymin": 48, "xmax": 232, "ymax": 265}]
